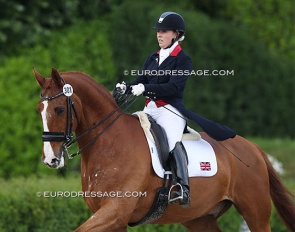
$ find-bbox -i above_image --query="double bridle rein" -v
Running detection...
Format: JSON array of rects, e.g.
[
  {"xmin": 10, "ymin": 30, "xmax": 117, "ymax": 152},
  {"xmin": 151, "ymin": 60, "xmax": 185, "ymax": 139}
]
[{"xmin": 40, "ymin": 79, "xmax": 136, "ymax": 159}]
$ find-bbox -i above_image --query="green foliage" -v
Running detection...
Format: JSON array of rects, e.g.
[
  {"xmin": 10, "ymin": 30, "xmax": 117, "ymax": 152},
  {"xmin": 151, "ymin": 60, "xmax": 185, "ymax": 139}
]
[
  {"xmin": 0, "ymin": 0, "xmax": 77, "ymax": 60},
  {"xmin": 109, "ymin": 0, "xmax": 158, "ymax": 80},
  {"xmin": 44, "ymin": 19, "xmax": 115, "ymax": 87},
  {"xmin": 0, "ymin": 177, "xmax": 91, "ymax": 232},
  {"xmin": 176, "ymin": 0, "xmax": 294, "ymax": 60},
  {"xmin": 223, "ymin": 0, "xmax": 295, "ymax": 60},
  {"xmin": 0, "ymin": 52, "xmax": 47, "ymax": 178},
  {"xmin": 0, "ymin": 0, "xmax": 120, "ymax": 62}
]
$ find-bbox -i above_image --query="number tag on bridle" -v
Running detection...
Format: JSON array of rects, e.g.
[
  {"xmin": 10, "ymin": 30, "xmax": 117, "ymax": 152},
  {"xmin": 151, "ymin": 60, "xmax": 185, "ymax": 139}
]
[{"xmin": 63, "ymin": 84, "xmax": 73, "ymax": 97}]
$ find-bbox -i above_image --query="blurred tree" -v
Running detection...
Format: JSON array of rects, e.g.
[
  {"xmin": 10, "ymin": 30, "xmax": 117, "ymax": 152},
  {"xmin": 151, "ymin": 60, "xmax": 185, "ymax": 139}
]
[
  {"xmin": 0, "ymin": 0, "xmax": 122, "ymax": 62},
  {"xmin": 192, "ymin": 0, "xmax": 294, "ymax": 60},
  {"xmin": 0, "ymin": 0, "xmax": 78, "ymax": 60},
  {"xmin": 224, "ymin": 0, "xmax": 294, "ymax": 60}
]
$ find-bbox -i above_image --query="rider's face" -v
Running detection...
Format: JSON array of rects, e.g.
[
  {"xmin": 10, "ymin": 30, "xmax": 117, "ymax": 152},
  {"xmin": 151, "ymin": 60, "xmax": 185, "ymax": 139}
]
[{"xmin": 157, "ymin": 30, "xmax": 177, "ymax": 49}]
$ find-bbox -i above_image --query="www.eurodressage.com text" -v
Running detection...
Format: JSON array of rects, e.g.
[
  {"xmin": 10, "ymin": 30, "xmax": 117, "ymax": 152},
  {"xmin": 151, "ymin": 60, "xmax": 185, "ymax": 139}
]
[{"xmin": 36, "ymin": 191, "xmax": 147, "ymax": 198}]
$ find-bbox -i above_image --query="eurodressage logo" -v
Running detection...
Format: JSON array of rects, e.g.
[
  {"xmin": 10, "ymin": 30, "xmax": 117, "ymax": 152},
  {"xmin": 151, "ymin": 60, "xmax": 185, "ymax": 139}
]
[
  {"xmin": 123, "ymin": 69, "xmax": 235, "ymax": 77},
  {"xmin": 36, "ymin": 191, "xmax": 147, "ymax": 198}
]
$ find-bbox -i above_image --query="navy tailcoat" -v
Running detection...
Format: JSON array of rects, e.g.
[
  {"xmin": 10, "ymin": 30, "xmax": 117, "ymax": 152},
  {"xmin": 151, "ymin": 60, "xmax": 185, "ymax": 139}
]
[{"xmin": 126, "ymin": 45, "xmax": 236, "ymax": 141}]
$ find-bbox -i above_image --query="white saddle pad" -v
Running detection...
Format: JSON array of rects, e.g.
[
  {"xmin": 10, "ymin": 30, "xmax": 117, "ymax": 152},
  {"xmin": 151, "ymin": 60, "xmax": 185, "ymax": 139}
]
[
  {"xmin": 146, "ymin": 136, "xmax": 217, "ymax": 178},
  {"xmin": 133, "ymin": 112, "xmax": 218, "ymax": 178}
]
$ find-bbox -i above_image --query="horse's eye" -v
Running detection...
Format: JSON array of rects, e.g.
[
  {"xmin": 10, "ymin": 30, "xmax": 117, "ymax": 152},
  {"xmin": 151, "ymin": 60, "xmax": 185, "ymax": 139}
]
[{"xmin": 55, "ymin": 107, "xmax": 65, "ymax": 115}]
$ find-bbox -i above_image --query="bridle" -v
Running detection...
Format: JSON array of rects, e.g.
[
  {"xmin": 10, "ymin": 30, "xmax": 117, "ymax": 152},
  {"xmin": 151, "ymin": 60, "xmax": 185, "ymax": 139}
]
[
  {"xmin": 40, "ymin": 80, "xmax": 137, "ymax": 159},
  {"xmin": 40, "ymin": 78, "xmax": 79, "ymax": 150},
  {"xmin": 41, "ymin": 92, "xmax": 78, "ymax": 144}
]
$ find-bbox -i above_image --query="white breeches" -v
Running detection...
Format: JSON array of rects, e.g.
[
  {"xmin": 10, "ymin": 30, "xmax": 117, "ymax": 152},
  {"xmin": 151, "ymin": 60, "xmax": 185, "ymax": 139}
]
[{"xmin": 143, "ymin": 101, "xmax": 186, "ymax": 151}]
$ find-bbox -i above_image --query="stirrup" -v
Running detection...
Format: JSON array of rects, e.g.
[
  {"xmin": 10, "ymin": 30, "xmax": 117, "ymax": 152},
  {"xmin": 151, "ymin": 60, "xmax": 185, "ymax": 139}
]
[{"xmin": 168, "ymin": 183, "xmax": 183, "ymax": 204}]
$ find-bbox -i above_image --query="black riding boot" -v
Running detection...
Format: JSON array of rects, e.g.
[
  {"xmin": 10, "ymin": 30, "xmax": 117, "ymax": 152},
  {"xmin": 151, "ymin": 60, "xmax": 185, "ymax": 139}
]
[{"xmin": 169, "ymin": 141, "xmax": 190, "ymax": 208}]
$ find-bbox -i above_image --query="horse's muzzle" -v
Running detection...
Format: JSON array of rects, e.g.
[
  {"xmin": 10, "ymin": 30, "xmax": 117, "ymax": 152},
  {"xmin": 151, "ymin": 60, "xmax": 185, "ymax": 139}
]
[
  {"xmin": 42, "ymin": 147, "xmax": 65, "ymax": 169},
  {"xmin": 43, "ymin": 157, "xmax": 60, "ymax": 168}
]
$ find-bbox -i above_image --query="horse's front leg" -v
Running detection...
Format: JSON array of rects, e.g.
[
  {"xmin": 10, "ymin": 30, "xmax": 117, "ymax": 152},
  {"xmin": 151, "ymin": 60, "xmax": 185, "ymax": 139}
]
[
  {"xmin": 74, "ymin": 216, "xmax": 126, "ymax": 232},
  {"xmin": 74, "ymin": 199, "xmax": 134, "ymax": 232}
]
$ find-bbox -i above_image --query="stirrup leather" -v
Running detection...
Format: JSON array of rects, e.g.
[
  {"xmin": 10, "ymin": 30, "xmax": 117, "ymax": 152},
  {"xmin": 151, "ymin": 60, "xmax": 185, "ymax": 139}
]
[{"xmin": 168, "ymin": 183, "xmax": 183, "ymax": 204}]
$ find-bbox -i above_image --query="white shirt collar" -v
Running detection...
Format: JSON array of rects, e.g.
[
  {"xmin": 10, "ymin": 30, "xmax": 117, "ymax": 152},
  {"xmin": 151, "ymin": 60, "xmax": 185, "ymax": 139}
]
[{"xmin": 159, "ymin": 41, "xmax": 179, "ymax": 65}]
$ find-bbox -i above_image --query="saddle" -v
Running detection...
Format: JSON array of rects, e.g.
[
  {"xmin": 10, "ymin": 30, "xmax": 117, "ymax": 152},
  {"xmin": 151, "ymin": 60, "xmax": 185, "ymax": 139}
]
[
  {"xmin": 133, "ymin": 111, "xmax": 201, "ymax": 171},
  {"xmin": 129, "ymin": 112, "xmax": 200, "ymax": 227},
  {"xmin": 145, "ymin": 114, "xmax": 170, "ymax": 170}
]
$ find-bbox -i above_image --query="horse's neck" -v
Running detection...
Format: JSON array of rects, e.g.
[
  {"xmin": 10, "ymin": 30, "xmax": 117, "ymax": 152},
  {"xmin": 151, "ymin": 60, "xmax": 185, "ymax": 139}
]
[
  {"xmin": 75, "ymin": 90, "xmax": 119, "ymax": 139},
  {"xmin": 77, "ymin": 109, "xmax": 133, "ymax": 179},
  {"xmin": 73, "ymin": 80, "xmax": 129, "ymax": 156},
  {"xmin": 70, "ymin": 76, "xmax": 118, "ymax": 135}
]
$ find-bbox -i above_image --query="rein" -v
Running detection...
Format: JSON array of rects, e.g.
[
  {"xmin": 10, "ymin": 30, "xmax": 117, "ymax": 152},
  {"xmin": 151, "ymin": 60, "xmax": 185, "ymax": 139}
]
[
  {"xmin": 40, "ymin": 83, "xmax": 137, "ymax": 159},
  {"xmin": 67, "ymin": 91, "xmax": 136, "ymax": 158}
]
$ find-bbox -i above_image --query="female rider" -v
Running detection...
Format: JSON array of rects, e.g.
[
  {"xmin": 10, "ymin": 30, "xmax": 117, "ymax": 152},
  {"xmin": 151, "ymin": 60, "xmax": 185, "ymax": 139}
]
[{"xmin": 115, "ymin": 12, "xmax": 236, "ymax": 208}]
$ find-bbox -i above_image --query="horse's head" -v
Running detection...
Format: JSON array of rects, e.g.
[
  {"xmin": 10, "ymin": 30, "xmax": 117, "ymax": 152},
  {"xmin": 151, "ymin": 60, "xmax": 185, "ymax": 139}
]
[{"xmin": 34, "ymin": 68, "xmax": 80, "ymax": 168}]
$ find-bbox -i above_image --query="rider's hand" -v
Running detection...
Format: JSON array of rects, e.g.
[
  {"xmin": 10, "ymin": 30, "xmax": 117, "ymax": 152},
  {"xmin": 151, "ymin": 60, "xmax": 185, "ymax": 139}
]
[
  {"xmin": 131, "ymin": 84, "xmax": 145, "ymax": 96},
  {"xmin": 115, "ymin": 82, "xmax": 126, "ymax": 94}
]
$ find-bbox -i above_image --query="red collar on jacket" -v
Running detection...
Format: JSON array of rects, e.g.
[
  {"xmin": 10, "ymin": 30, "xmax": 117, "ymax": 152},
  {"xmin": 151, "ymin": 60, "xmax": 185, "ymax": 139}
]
[{"xmin": 156, "ymin": 44, "xmax": 182, "ymax": 56}]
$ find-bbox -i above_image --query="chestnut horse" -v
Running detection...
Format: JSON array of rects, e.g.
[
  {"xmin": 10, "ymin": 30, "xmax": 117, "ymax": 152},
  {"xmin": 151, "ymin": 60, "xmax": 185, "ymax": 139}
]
[{"xmin": 34, "ymin": 68, "xmax": 294, "ymax": 232}]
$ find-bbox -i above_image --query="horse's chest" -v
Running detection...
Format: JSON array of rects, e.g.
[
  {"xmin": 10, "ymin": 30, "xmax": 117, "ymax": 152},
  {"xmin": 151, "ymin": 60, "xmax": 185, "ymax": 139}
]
[{"xmin": 82, "ymin": 171, "xmax": 100, "ymax": 192}]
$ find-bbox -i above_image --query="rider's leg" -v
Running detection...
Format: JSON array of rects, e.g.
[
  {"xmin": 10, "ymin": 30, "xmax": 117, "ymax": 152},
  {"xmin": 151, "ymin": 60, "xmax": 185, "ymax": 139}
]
[
  {"xmin": 144, "ymin": 102, "xmax": 190, "ymax": 207},
  {"xmin": 169, "ymin": 141, "xmax": 190, "ymax": 208}
]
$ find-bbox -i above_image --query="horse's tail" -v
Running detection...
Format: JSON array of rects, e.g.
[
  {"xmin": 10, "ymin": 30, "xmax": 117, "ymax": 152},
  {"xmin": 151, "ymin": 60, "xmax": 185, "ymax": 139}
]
[{"xmin": 256, "ymin": 145, "xmax": 295, "ymax": 231}]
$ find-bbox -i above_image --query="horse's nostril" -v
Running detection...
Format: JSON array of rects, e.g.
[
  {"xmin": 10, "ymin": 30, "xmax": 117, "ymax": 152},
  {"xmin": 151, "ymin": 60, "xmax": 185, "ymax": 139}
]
[{"xmin": 51, "ymin": 158, "xmax": 59, "ymax": 164}]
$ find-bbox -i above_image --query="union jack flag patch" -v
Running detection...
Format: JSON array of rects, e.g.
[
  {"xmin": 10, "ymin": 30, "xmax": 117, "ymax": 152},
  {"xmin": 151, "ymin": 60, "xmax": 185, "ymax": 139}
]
[{"xmin": 200, "ymin": 162, "xmax": 211, "ymax": 171}]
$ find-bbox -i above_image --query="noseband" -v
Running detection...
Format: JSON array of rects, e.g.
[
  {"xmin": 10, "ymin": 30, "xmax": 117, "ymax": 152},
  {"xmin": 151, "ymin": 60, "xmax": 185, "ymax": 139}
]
[{"xmin": 40, "ymin": 79, "xmax": 78, "ymax": 147}]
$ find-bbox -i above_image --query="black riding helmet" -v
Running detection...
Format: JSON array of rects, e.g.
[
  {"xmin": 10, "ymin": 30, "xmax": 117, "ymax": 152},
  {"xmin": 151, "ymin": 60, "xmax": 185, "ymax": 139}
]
[
  {"xmin": 153, "ymin": 12, "xmax": 186, "ymax": 33},
  {"xmin": 153, "ymin": 12, "xmax": 185, "ymax": 47}
]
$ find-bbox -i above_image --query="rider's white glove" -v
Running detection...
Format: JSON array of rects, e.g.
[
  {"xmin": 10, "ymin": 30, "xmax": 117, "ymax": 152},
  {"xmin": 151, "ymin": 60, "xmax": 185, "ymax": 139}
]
[
  {"xmin": 131, "ymin": 84, "xmax": 145, "ymax": 96},
  {"xmin": 115, "ymin": 82, "xmax": 126, "ymax": 94}
]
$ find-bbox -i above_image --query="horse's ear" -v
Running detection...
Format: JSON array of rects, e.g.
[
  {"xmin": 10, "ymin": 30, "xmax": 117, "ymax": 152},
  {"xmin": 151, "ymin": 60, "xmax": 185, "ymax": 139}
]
[
  {"xmin": 51, "ymin": 67, "xmax": 63, "ymax": 87},
  {"xmin": 33, "ymin": 67, "xmax": 45, "ymax": 88}
]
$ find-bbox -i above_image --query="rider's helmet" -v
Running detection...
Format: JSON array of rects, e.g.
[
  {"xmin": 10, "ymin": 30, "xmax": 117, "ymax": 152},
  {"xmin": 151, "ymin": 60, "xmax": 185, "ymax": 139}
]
[{"xmin": 153, "ymin": 12, "xmax": 186, "ymax": 38}]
